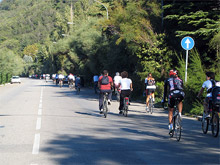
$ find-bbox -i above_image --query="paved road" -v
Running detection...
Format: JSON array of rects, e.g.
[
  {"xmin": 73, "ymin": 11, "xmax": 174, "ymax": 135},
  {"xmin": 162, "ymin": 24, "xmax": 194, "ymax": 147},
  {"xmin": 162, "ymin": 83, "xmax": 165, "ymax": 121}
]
[{"xmin": 0, "ymin": 78, "xmax": 219, "ymax": 165}]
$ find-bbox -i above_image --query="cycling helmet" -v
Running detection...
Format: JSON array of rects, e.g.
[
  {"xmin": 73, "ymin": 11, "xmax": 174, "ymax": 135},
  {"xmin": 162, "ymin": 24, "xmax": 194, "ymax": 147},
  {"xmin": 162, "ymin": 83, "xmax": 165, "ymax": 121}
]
[{"xmin": 169, "ymin": 69, "xmax": 177, "ymax": 76}]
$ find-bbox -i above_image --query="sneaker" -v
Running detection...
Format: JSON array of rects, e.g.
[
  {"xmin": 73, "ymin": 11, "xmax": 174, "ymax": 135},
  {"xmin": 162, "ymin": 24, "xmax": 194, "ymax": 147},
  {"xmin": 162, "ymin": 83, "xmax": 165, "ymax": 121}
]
[
  {"xmin": 168, "ymin": 124, "xmax": 173, "ymax": 131},
  {"xmin": 119, "ymin": 110, "xmax": 123, "ymax": 114},
  {"xmin": 108, "ymin": 100, "xmax": 111, "ymax": 105},
  {"xmin": 146, "ymin": 106, "xmax": 149, "ymax": 112},
  {"xmin": 205, "ymin": 114, "xmax": 210, "ymax": 119},
  {"xmin": 100, "ymin": 109, "xmax": 103, "ymax": 114}
]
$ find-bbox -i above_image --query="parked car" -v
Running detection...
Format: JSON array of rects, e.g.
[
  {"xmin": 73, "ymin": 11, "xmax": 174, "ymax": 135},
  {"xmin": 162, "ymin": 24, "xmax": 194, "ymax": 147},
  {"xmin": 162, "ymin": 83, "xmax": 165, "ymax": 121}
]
[{"xmin": 11, "ymin": 76, "xmax": 21, "ymax": 84}]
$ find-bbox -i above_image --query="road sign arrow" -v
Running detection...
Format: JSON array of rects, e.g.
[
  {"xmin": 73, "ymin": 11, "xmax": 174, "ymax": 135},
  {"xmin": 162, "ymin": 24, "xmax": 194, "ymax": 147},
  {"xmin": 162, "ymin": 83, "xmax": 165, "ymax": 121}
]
[{"xmin": 185, "ymin": 39, "xmax": 191, "ymax": 49}]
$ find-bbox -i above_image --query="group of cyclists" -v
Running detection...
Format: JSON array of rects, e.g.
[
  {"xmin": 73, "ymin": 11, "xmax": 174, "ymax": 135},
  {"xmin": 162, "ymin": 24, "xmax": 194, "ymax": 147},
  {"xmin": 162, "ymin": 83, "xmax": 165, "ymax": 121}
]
[
  {"xmin": 51, "ymin": 73, "xmax": 81, "ymax": 90},
  {"xmin": 95, "ymin": 69, "xmax": 219, "ymax": 135},
  {"xmin": 44, "ymin": 69, "xmax": 219, "ymax": 135}
]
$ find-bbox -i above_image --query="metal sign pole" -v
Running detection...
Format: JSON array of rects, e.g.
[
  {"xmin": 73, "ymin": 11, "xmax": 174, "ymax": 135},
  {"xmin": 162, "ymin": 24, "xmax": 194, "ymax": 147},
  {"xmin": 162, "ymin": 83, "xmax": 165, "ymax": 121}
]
[{"xmin": 185, "ymin": 50, "xmax": 189, "ymax": 83}]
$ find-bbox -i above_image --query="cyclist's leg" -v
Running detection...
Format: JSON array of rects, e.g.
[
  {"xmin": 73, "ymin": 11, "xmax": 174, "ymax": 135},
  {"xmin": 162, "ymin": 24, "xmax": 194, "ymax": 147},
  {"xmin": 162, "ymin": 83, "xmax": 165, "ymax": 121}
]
[
  {"xmin": 178, "ymin": 101, "xmax": 183, "ymax": 114},
  {"xmin": 146, "ymin": 96, "xmax": 150, "ymax": 106},
  {"xmin": 146, "ymin": 89, "xmax": 150, "ymax": 106},
  {"xmin": 99, "ymin": 91, "xmax": 104, "ymax": 111},
  {"xmin": 152, "ymin": 91, "xmax": 155, "ymax": 102},
  {"xmin": 203, "ymin": 97, "xmax": 209, "ymax": 114},
  {"xmin": 168, "ymin": 94, "xmax": 175, "ymax": 129},
  {"xmin": 107, "ymin": 90, "xmax": 112, "ymax": 101},
  {"xmin": 119, "ymin": 91, "xmax": 124, "ymax": 113}
]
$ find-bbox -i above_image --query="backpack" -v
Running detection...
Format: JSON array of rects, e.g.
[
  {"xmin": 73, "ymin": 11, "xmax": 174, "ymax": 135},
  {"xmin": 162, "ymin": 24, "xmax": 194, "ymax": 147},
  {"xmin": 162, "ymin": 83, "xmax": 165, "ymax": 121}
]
[
  {"xmin": 101, "ymin": 76, "xmax": 109, "ymax": 85},
  {"xmin": 212, "ymin": 82, "xmax": 220, "ymax": 108},
  {"xmin": 147, "ymin": 78, "xmax": 155, "ymax": 86},
  {"xmin": 207, "ymin": 79, "xmax": 216, "ymax": 93}
]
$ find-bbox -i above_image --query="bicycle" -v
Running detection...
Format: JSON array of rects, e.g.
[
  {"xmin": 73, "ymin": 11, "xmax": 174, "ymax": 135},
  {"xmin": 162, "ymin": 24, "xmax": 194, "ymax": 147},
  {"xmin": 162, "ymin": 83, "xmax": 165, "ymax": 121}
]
[
  {"xmin": 202, "ymin": 98, "xmax": 219, "ymax": 137},
  {"xmin": 69, "ymin": 80, "xmax": 74, "ymax": 89},
  {"xmin": 146, "ymin": 85, "xmax": 156, "ymax": 114},
  {"xmin": 169, "ymin": 98, "xmax": 182, "ymax": 141},
  {"xmin": 122, "ymin": 97, "xmax": 129, "ymax": 117},
  {"xmin": 103, "ymin": 92, "xmax": 109, "ymax": 118}
]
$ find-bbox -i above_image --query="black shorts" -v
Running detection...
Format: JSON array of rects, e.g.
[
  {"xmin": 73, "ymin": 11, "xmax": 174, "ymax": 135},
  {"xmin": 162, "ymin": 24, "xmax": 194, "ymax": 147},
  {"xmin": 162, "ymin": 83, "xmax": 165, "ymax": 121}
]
[
  {"xmin": 146, "ymin": 89, "xmax": 155, "ymax": 96},
  {"xmin": 168, "ymin": 90, "xmax": 185, "ymax": 108}
]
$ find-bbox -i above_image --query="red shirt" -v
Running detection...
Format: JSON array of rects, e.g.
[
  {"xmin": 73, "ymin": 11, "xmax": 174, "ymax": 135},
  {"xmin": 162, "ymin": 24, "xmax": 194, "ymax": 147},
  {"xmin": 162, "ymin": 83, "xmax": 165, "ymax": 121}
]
[{"xmin": 98, "ymin": 76, "xmax": 113, "ymax": 90}]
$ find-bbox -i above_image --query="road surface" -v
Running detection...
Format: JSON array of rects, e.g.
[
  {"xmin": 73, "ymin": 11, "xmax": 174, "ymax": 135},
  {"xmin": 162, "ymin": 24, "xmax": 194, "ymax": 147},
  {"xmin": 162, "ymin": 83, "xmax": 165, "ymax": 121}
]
[{"xmin": 0, "ymin": 78, "xmax": 219, "ymax": 165}]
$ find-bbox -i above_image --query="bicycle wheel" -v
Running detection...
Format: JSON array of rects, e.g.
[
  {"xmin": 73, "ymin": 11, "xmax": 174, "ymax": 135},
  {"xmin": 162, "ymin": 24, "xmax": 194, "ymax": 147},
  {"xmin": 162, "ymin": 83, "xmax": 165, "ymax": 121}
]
[
  {"xmin": 149, "ymin": 98, "xmax": 153, "ymax": 114},
  {"xmin": 124, "ymin": 105, "xmax": 128, "ymax": 117},
  {"xmin": 175, "ymin": 114, "xmax": 182, "ymax": 141},
  {"xmin": 103, "ymin": 98, "xmax": 108, "ymax": 118},
  {"xmin": 202, "ymin": 112, "xmax": 209, "ymax": 134},
  {"xmin": 211, "ymin": 112, "xmax": 219, "ymax": 137}
]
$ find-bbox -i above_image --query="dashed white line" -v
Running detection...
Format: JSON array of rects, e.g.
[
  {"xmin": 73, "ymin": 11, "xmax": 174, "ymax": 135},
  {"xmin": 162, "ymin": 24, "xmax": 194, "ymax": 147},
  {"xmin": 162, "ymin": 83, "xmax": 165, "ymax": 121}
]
[
  {"xmin": 32, "ymin": 134, "xmax": 40, "ymax": 155},
  {"xmin": 38, "ymin": 108, "xmax": 42, "ymax": 115},
  {"xmin": 36, "ymin": 118, "xmax": 41, "ymax": 130},
  {"xmin": 39, "ymin": 103, "xmax": 42, "ymax": 109}
]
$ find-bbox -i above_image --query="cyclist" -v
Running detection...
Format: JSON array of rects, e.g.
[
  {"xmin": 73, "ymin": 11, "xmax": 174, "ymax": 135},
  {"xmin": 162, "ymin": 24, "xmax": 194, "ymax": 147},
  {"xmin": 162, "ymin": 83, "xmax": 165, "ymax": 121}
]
[
  {"xmin": 114, "ymin": 72, "xmax": 122, "ymax": 92},
  {"xmin": 45, "ymin": 74, "xmax": 50, "ymax": 82},
  {"xmin": 93, "ymin": 74, "xmax": 99, "ymax": 94},
  {"xmin": 145, "ymin": 73, "xmax": 156, "ymax": 111},
  {"xmin": 98, "ymin": 70, "xmax": 113, "ymax": 113},
  {"xmin": 68, "ymin": 73, "xmax": 75, "ymax": 85},
  {"xmin": 55, "ymin": 74, "xmax": 59, "ymax": 85},
  {"xmin": 58, "ymin": 73, "xmax": 64, "ymax": 86},
  {"xmin": 162, "ymin": 69, "xmax": 185, "ymax": 132},
  {"xmin": 118, "ymin": 71, "xmax": 133, "ymax": 114},
  {"xmin": 197, "ymin": 72, "xmax": 216, "ymax": 118},
  {"xmin": 75, "ymin": 75, "xmax": 81, "ymax": 90}
]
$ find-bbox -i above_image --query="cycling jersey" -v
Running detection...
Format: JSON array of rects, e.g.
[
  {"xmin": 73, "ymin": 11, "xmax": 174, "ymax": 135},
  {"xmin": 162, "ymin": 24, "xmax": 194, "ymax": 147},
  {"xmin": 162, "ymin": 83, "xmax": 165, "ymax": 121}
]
[
  {"xmin": 163, "ymin": 76, "xmax": 184, "ymax": 102},
  {"xmin": 145, "ymin": 77, "xmax": 155, "ymax": 87}
]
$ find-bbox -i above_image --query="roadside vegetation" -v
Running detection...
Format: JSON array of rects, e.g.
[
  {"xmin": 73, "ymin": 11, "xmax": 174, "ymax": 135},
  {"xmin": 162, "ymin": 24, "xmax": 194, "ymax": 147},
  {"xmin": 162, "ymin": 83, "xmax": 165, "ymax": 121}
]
[{"xmin": 0, "ymin": 0, "xmax": 219, "ymax": 115}]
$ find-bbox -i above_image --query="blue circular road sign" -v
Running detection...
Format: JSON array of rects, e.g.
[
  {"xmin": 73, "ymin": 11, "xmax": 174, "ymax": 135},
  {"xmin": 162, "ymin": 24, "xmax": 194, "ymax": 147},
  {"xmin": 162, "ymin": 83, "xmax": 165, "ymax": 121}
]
[{"xmin": 181, "ymin": 36, "xmax": 195, "ymax": 50}]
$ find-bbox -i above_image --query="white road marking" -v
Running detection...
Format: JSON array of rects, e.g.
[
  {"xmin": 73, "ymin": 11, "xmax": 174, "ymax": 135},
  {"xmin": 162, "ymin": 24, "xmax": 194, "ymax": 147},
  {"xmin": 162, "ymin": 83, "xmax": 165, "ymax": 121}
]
[
  {"xmin": 36, "ymin": 118, "xmax": 41, "ymax": 130},
  {"xmin": 39, "ymin": 103, "xmax": 42, "ymax": 109},
  {"xmin": 38, "ymin": 108, "xmax": 42, "ymax": 115},
  {"xmin": 32, "ymin": 134, "xmax": 40, "ymax": 155}
]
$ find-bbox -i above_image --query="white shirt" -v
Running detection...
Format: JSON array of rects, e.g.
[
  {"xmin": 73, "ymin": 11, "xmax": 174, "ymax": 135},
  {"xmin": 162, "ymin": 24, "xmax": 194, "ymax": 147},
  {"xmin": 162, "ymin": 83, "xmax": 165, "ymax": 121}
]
[
  {"xmin": 68, "ymin": 75, "xmax": 75, "ymax": 80},
  {"xmin": 114, "ymin": 76, "xmax": 122, "ymax": 85},
  {"xmin": 119, "ymin": 78, "xmax": 132, "ymax": 90},
  {"xmin": 58, "ymin": 74, "xmax": 64, "ymax": 79},
  {"xmin": 202, "ymin": 80, "xmax": 213, "ymax": 97}
]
